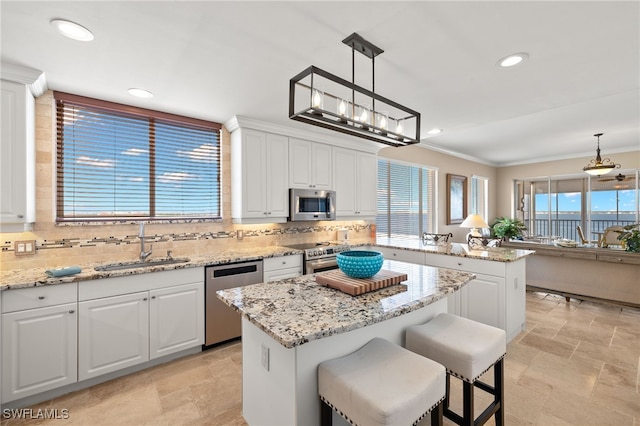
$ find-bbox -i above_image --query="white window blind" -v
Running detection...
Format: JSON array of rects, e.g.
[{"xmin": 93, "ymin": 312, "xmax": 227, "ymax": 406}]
[
  {"xmin": 376, "ymin": 159, "xmax": 436, "ymax": 240},
  {"xmin": 55, "ymin": 92, "xmax": 221, "ymax": 221}
]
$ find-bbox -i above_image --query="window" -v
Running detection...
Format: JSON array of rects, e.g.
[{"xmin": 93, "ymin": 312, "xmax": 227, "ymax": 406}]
[
  {"xmin": 515, "ymin": 171, "xmax": 638, "ymax": 241},
  {"xmin": 55, "ymin": 92, "xmax": 221, "ymax": 222},
  {"xmin": 376, "ymin": 159, "xmax": 436, "ymax": 240},
  {"xmin": 471, "ymin": 175, "xmax": 489, "ymax": 218}
]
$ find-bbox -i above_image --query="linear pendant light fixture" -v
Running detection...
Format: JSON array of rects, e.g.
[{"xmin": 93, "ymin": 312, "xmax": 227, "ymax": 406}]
[
  {"xmin": 583, "ymin": 133, "xmax": 621, "ymax": 176},
  {"xmin": 289, "ymin": 33, "xmax": 421, "ymax": 147}
]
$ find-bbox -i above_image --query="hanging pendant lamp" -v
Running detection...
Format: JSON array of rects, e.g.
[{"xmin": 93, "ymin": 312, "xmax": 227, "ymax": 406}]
[
  {"xmin": 289, "ymin": 33, "xmax": 421, "ymax": 147},
  {"xmin": 583, "ymin": 133, "xmax": 620, "ymax": 176}
]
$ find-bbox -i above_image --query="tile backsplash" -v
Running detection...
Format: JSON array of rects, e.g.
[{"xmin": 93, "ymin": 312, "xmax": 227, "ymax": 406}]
[{"xmin": 0, "ymin": 90, "xmax": 375, "ymax": 273}]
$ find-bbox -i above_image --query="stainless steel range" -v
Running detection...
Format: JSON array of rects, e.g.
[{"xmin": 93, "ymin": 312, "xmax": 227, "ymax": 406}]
[{"xmin": 283, "ymin": 242, "xmax": 350, "ymax": 274}]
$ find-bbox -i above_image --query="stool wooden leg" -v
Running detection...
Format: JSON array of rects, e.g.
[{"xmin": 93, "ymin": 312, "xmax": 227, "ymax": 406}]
[
  {"xmin": 495, "ymin": 359, "xmax": 504, "ymax": 426},
  {"xmin": 444, "ymin": 373, "xmax": 451, "ymax": 409},
  {"xmin": 430, "ymin": 400, "xmax": 444, "ymax": 426},
  {"xmin": 320, "ymin": 400, "xmax": 333, "ymax": 426},
  {"xmin": 462, "ymin": 380, "xmax": 474, "ymax": 426}
]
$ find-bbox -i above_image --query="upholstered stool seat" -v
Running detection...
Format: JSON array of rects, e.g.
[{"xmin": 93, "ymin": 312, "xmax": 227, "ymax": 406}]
[
  {"xmin": 406, "ymin": 313, "xmax": 506, "ymax": 426},
  {"xmin": 318, "ymin": 337, "xmax": 446, "ymax": 426}
]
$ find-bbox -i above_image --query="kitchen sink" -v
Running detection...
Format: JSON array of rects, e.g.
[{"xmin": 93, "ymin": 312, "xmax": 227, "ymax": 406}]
[{"xmin": 94, "ymin": 258, "xmax": 191, "ymax": 271}]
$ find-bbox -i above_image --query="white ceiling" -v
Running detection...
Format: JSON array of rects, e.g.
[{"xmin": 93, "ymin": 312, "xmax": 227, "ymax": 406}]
[{"xmin": 2, "ymin": 1, "xmax": 639, "ymax": 166}]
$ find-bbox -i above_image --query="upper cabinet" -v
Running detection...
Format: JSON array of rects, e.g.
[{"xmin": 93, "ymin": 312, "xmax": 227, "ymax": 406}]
[
  {"xmin": 1, "ymin": 80, "xmax": 35, "ymax": 232},
  {"xmin": 231, "ymin": 128, "xmax": 289, "ymax": 223},
  {"xmin": 333, "ymin": 148, "xmax": 377, "ymax": 219},
  {"xmin": 288, "ymin": 138, "xmax": 332, "ymax": 190},
  {"xmin": 0, "ymin": 63, "xmax": 46, "ymax": 233}
]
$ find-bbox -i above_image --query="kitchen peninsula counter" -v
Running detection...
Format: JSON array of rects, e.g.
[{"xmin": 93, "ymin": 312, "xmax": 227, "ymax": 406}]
[
  {"xmin": 216, "ymin": 259, "xmax": 475, "ymax": 426},
  {"xmin": 503, "ymin": 241, "xmax": 640, "ymax": 307},
  {"xmin": 374, "ymin": 238, "xmax": 535, "ymax": 262}
]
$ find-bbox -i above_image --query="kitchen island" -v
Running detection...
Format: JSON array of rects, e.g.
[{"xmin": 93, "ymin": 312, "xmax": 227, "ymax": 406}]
[{"xmin": 217, "ymin": 259, "xmax": 475, "ymax": 426}]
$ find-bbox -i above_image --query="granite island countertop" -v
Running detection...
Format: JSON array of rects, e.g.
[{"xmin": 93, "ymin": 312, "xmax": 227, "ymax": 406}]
[
  {"xmin": 0, "ymin": 246, "xmax": 302, "ymax": 291},
  {"xmin": 216, "ymin": 259, "xmax": 475, "ymax": 348},
  {"xmin": 374, "ymin": 238, "xmax": 535, "ymax": 262}
]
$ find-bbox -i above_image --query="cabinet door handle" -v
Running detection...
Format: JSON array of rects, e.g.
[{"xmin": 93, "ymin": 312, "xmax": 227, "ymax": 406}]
[
  {"xmin": 38, "ymin": 296, "xmax": 45, "ymax": 300},
  {"xmin": 69, "ymin": 310, "xmax": 75, "ymax": 314},
  {"xmin": 457, "ymin": 262, "xmax": 463, "ymax": 266},
  {"xmin": 151, "ymin": 295, "xmax": 156, "ymax": 299},
  {"xmin": 17, "ymin": 214, "xmax": 24, "ymax": 218},
  {"xmin": 143, "ymin": 297, "xmax": 148, "ymax": 301}
]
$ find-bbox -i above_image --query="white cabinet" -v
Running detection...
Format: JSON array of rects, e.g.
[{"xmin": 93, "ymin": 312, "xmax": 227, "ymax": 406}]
[
  {"xmin": 375, "ymin": 246, "xmax": 426, "ymax": 264},
  {"xmin": 0, "ymin": 79, "xmax": 35, "ymax": 232},
  {"xmin": 149, "ymin": 283, "xmax": 204, "ymax": 359},
  {"xmin": 424, "ymin": 253, "xmax": 525, "ymax": 342},
  {"xmin": 333, "ymin": 148, "xmax": 377, "ymax": 218},
  {"xmin": 78, "ymin": 268, "xmax": 204, "ymax": 381},
  {"xmin": 289, "ymin": 139, "xmax": 332, "ymax": 189},
  {"xmin": 78, "ymin": 292, "xmax": 149, "ymax": 381},
  {"xmin": 231, "ymin": 128, "xmax": 289, "ymax": 223},
  {"xmin": 2, "ymin": 285, "xmax": 78, "ymax": 403},
  {"xmin": 263, "ymin": 255, "xmax": 303, "ymax": 282}
]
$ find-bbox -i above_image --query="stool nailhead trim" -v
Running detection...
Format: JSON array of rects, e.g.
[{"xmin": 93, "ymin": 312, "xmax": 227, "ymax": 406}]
[
  {"xmin": 320, "ymin": 395, "xmax": 446, "ymax": 426},
  {"xmin": 447, "ymin": 353, "xmax": 506, "ymax": 383}
]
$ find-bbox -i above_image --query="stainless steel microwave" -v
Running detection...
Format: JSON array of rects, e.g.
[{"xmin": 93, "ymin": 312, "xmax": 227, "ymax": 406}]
[{"xmin": 289, "ymin": 188, "xmax": 336, "ymax": 221}]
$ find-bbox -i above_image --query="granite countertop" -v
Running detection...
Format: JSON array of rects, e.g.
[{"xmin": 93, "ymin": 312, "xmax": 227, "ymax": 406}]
[
  {"xmin": 374, "ymin": 237, "xmax": 535, "ymax": 262},
  {"xmin": 0, "ymin": 246, "xmax": 302, "ymax": 291},
  {"xmin": 216, "ymin": 259, "xmax": 475, "ymax": 349}
]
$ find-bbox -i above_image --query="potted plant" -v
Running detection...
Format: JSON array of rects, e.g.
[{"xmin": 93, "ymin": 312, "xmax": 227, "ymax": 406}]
[
  {"xmin": 617, "ymin": 224, "xmax": 640, "ymax": 253},
  {"xmin": 491, "ymin": 217, "xmax": 527, "ymax": 241}
]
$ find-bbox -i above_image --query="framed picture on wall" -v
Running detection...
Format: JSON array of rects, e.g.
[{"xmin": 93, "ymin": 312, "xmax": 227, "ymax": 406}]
[{"xmin": 447, "ymin": 174, "xmax": 467, "ymax": 225}]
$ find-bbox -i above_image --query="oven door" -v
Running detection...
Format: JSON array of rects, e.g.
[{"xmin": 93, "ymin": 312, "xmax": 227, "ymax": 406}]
[{"xmin": 306, "ymin": 257, "xmax": 339, "ymax": 274}]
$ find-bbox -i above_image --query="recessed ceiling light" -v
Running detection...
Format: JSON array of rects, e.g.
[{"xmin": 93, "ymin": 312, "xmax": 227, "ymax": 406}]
[
  {"xmin": 51, "ymin": 19, "xmax": 94, "ymax": 41},
  {"xmin": 427, "ymin": 128, "xmax": 443, "ymax": 135},
  {"xmin": 128, "ymin": 88, "xmax": 154, "ymax": 99},
  {"xmin": 497, "ymin": 52, "xmax": 529, "ymax": 68}
]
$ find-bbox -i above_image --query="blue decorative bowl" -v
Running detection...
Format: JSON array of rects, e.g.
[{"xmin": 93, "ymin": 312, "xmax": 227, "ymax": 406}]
[{"xmin": 336, "ymin": 250, "xmax": 384, "ymax": 278}]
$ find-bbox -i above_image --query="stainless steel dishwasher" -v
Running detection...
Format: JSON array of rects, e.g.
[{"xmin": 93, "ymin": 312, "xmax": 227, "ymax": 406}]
[{"xmin": 205, "ymin": 260, "xmax": 263, "ymax": 346}]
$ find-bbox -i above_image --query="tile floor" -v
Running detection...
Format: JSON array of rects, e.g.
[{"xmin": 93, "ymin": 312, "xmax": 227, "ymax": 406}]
[{"xmin": 2, "ymin": 291, "xmax": 638, "ymax": 425}]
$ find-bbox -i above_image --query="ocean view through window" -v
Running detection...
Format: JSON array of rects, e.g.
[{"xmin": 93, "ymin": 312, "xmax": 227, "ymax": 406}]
[
  {"xmin": 55, "ymin": 92, "xmax": 221, "ymax": 222},
  {"xmin": 515, "ymin": 172, "xmax": 639, "ymax": 242}
]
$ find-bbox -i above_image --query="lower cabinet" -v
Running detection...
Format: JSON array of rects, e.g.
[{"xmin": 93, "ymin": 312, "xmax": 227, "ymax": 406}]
[
  {"xmin": 149, "ymin": 283, "xmax": 203, "ymax": 359},
  {"xmin": 460, "ymin": 274, "xmax": 505, "ymax": 330},
  {"xmin": 2, "ymin": 303, "xmax": 77, "ymax": 402},
  {"xmin": 263, "ymin": 255, "xmax": 302, "ymax": 282},
  {"xmin": 78, "ymin": 292, "xmax": 149, "ymax": 381},
  {"xmin": 1, "ymin": 268, "xmax": 204, "ymax": 404},
  {"xmin": 78, "ymin": 271, "xmax": 204, "ymax": 381},
  {"xmin": 423, "ymin": 252, "xmax": 525, "ymax": 342}
]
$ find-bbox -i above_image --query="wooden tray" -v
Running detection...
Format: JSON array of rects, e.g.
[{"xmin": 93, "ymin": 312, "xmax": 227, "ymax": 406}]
[{"xmin": 315, "ymin": 269, "xmax": 408, "ymax": 296}]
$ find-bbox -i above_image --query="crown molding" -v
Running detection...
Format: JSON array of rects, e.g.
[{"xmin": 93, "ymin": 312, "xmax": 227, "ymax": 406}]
[{"xmin": 1, "ymin": 62, "xmax": 48, "ymax": 97}]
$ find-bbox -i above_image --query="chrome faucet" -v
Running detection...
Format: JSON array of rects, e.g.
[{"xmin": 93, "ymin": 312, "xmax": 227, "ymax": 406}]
[{"xmin": 139, "ymin": 222, "xmax": 153, "ymax": 261}]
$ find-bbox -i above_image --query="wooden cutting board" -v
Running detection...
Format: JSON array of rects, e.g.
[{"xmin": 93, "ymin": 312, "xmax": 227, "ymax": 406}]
[{"xmin": 315, "ymin": 269, "xmax": 408, "ymax": 296}]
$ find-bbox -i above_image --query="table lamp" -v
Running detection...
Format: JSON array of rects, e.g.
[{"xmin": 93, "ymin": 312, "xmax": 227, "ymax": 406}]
[{"xmin": 460, "ymin": 214, "xmax": 489, "ymax": 238}]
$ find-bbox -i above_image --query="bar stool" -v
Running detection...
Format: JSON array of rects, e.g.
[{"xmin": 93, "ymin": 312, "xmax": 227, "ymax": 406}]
[
  {"xmin": 318, "ymin": 337, "xmax": 446, "ymax": 426},
  {"xmin": 406, "ymin": 313, "xmax": 506, "ymax": 426}
]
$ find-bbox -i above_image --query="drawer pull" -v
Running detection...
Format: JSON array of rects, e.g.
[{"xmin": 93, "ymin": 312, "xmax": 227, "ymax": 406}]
[
  {"xmin": 457, "ymin": 262, "xmax": 463, "ymax": 266},
  {"xmin": 38, "ymin": 296, "xmax": 45, "ymax": 300},
  {"xmin": 143, "ymin": 297, "xmax": 148, "ymax": 301},
  {"xmin": 151, "ymin": 296, "xmax": 156, "ymax": 299},
  {"xmin": 69, "ymin": 310, "xmax": 75, "ymax": 314}
]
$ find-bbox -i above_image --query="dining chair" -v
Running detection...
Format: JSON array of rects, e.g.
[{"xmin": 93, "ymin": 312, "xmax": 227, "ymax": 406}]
[
  {"xmin": 601, "ymin": 226, "xmax": 624, "ymax": 248},
  {"xmin": 576, "ymin": 225, "xmax": 597, "ymax": 245}
]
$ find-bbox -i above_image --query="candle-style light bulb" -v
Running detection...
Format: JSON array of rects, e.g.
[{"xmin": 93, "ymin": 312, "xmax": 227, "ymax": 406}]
[
  {"xmin": 380, "ymin": 115, "xmax": 387, "ymax": 130},
  {"xmin": 312, "ymin": 90, "xmax": 323, "ymax": 109},
  {"xmin": 338, "ymin": 99, "xmax": 346, "ymax": 116},
  {"xmin": 361, "ymin": 108, "xmax": 368, "ymax": 123},
  {"xmin": 396, "ymin": 120, "xmax": 404, "ymax": 135}
]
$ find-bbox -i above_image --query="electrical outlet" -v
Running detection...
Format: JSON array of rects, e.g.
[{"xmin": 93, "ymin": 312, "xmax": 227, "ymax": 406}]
[
  {"xmin": 14, "ymin": 240, "xmax": 36, "ymax": 256},
  {"xmin": 261, "ymin": 343, "xmax": 270, "ymax": 371},
  {"xmin": 237, "ymin": 230, "xmax": 244, "ymax": 240}
]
